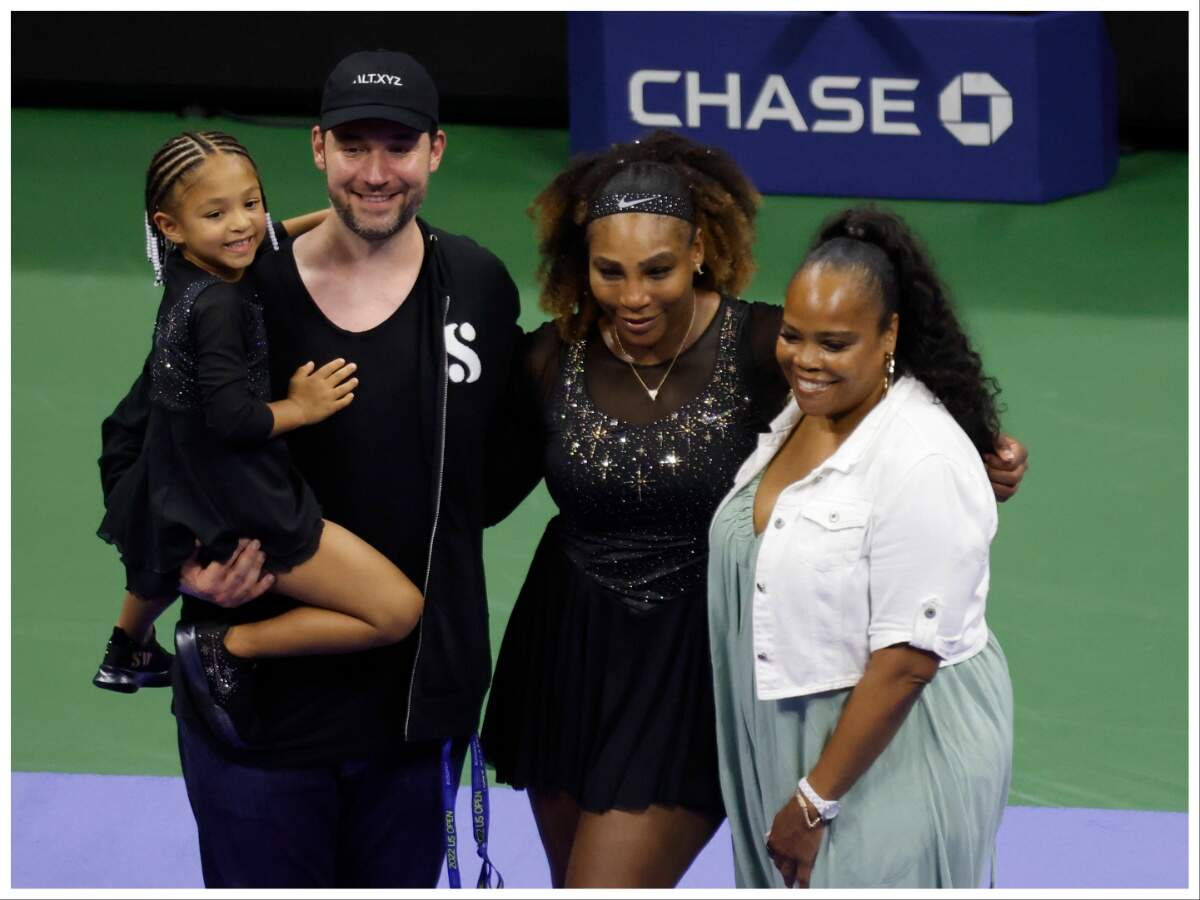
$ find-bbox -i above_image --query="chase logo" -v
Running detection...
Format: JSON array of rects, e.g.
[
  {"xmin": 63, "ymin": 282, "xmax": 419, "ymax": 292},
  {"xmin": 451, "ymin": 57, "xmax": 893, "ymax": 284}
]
[
  {"xmin": 939, "ymin": 73, "xmax": 1013, "ymax": 146},
  {"xmin": 445, "ymin": 322, "xmax": 482, "ymax": 384},
  {"xmin": 627, "ymin": 68, "xmax": 1015, "ymax": 149}
]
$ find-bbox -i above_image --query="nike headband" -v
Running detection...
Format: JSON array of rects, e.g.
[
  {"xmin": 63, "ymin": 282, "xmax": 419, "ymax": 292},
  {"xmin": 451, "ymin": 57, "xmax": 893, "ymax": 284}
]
[{"xmin": 586, "ymin": 191, "xmax": 695, "ymax": 224}]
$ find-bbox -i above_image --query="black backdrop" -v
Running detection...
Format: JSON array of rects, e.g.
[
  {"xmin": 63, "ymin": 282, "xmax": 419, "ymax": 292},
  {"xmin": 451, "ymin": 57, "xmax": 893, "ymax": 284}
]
[{"xmin": 11, "ymin": 11, "xmax": 1187, "ymax": 149}]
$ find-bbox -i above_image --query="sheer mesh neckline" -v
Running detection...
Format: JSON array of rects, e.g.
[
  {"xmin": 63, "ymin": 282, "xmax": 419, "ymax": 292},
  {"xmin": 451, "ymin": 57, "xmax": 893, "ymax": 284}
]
[
  {"xmin": 583, "ymin": 296, "xmax": 730, "ymax": 425},
  {"xmin": 598, "ymin": 296, "xmax": 725, "ymax": 369}
]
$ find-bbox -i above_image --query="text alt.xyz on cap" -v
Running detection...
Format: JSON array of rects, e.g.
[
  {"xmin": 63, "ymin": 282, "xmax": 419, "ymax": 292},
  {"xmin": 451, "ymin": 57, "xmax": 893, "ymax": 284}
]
[{"xmin": 321, "ymin": 50, "xmax": 439, "ymax": 133}]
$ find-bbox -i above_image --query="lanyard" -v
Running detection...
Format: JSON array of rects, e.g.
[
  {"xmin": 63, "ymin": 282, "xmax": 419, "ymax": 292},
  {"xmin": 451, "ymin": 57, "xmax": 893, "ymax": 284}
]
[{"xmin": 442, "ymin": 733, "xmax": 504, "ymax": 889}]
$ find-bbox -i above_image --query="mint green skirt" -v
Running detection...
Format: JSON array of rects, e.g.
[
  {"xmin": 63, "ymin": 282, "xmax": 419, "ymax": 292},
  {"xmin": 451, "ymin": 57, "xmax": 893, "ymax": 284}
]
[{"xmin": 708, "ymin": 474, "xmax": 1014, "ymax": 888}]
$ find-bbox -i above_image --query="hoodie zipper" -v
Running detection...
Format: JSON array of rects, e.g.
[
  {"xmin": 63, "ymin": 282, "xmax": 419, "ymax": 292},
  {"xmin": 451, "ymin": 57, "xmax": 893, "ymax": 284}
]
[{"xmin": 405, "ymin": 284, "xmax": 450, "ymax": 740}]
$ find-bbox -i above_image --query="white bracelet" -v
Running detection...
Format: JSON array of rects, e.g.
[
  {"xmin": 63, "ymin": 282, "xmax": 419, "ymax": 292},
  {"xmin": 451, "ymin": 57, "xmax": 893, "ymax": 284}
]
[{"xmin": 797, "ymin": 777, "xmax": 840, "ymax": 822}]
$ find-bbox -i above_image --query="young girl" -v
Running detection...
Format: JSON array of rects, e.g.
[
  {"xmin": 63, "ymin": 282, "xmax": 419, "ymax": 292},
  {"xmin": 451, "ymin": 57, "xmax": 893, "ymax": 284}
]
[{"xmin": 95, "ymin": 131, "xmax": 424, "ymax": 749}]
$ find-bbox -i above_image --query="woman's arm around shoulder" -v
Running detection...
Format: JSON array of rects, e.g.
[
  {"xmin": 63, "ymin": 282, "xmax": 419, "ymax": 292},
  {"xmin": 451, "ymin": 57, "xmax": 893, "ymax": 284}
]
[
  {"xmin": 483, "ymin": 322, "xmax": 561, "ymax": 526},
  {"xmin": 983, "ymin": 433, "xmax": 1029, "ymax": 502},
  {"xmin": 739, "ymin": 300, "xmax": 790, "ymax": 424}
]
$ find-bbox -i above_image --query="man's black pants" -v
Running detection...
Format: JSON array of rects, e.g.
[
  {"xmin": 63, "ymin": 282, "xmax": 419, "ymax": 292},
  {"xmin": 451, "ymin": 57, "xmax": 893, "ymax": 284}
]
[{"xmin": 178, "ymin": 718, "xmax": 466, "ymax": 888}]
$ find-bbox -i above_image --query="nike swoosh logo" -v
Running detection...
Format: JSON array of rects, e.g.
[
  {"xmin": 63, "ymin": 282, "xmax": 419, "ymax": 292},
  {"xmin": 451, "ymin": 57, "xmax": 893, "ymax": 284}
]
[{"xmin": 616, "ymin": 196, "xmax": 655, "ymax": 210}]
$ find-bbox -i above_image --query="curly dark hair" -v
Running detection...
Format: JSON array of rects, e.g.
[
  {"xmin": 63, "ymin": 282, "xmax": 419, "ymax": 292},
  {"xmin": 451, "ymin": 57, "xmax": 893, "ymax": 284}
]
[
  {"xmin": 803, "ymin": 206, "xmax": 1003, "ymax": 454},
  {"xmin": 530, "ymin": 130, "xmax": 761, "ymax": 341}
]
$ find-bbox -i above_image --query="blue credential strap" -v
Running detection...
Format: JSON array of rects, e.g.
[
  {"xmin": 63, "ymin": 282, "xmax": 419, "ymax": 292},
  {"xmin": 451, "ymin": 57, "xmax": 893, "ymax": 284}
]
[{"xmin": 442, "ymin": 734, "xmax": 504, "ymax": 889}]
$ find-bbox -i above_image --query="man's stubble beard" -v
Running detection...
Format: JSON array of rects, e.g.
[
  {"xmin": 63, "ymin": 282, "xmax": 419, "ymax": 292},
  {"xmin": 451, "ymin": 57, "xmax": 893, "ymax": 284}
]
[{"xmin": 329, "ymin": 186, "xmax": 426, "ymax": 242}]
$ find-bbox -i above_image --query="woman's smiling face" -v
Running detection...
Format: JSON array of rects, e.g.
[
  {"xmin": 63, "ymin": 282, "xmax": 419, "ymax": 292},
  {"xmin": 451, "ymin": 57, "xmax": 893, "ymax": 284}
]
[
  {"xmin": 586, "ymin": 212, "xmax": 703, "ymax": 351},
  {"xmin": 777, "ymin": 263, "xmax": 898, "ymax": 421}
]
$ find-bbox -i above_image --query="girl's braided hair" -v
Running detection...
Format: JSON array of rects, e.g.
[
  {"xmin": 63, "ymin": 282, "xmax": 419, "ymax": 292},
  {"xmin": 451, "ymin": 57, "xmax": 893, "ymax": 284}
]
[{"xmin": 143, "ymin": 131, "xmax": 267, "ymax": 281}]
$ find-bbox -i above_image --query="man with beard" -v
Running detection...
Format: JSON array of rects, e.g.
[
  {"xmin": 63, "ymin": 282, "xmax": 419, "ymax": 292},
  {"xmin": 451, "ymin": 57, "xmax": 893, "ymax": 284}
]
[{"xmin": 98, "ymin": 50, "xmax": 522, "ymax": 887}]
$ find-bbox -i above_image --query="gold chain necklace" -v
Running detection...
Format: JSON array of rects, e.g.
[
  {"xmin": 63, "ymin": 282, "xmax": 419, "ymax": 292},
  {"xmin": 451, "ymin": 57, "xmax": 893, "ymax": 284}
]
[{"xmin": 609, "ymin": 295, "xmax": 698, "ymax": 403}]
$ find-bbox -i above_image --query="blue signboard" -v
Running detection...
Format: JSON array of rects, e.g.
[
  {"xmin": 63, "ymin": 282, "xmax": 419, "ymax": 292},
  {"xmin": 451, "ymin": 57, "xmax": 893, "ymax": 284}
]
[{"xmin": 568, "ymin": 12, "xmax": 1117, "ymax": 203}]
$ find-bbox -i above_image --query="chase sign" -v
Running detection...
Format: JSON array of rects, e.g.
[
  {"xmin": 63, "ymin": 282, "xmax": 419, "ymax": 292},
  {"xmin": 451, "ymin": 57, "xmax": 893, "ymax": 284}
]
[{"xmin": 568, "ymin": 12, "xmax": 1117, "ymax": 202}]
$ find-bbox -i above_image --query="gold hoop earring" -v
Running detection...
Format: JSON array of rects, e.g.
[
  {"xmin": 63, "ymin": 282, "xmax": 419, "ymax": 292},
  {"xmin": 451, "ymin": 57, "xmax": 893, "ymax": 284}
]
[{"xmin": 882, "ymin": 352, "xmax": 896, "ymax": 398}]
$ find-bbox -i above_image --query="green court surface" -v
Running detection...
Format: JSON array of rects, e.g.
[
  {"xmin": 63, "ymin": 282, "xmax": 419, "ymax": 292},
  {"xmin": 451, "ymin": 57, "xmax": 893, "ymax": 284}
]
[{"xmin": 9, "ymin": 109, "xmax": 1189, "ymax": 812}]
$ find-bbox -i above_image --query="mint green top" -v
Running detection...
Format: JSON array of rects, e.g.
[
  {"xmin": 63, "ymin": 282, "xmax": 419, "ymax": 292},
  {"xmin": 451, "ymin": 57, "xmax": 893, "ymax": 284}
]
[{"xmin": 707, "ymin": 472, "xmax": 1014, "ymax": 888}]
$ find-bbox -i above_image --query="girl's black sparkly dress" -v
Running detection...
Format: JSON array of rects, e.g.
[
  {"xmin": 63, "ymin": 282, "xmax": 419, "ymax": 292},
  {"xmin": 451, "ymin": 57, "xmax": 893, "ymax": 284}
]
[
  {"xmin": 482, "ymin": 296, "xmax": 786, "ymax": 815},
  {"xmin": 98, "ymin": 252, "xmax": 323, "ymax": 599}
]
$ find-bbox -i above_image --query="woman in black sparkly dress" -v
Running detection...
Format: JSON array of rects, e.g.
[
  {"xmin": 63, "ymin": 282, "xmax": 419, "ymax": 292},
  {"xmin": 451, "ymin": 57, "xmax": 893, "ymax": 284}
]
[
  {"xmin": 482, "ymin": 133, "xmax": 788, "ymax": 886},
  {"xmin": 481, "ymin": 132, "xmax": 1030, "ymax": 887}
]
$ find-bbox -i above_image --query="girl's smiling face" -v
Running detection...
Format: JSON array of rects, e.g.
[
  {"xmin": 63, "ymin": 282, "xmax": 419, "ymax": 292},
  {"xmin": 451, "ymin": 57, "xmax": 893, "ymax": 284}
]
[{"xmin": 153, "ymin": 153, "xmax": 267, "ymax": 281}]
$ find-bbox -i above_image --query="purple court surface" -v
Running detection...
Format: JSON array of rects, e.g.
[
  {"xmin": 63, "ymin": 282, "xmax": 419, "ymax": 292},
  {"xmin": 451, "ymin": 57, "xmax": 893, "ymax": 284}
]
[{"xmin": 9, "ymin": 772, "xmax": 1189, "ymax": 889}]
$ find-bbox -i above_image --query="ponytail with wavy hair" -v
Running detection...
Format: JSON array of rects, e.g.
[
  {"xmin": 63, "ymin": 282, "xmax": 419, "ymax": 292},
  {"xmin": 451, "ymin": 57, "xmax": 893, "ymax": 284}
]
[{"xmin": 802, "ymin": 206, "xmax": 1002, "ymax": 454}]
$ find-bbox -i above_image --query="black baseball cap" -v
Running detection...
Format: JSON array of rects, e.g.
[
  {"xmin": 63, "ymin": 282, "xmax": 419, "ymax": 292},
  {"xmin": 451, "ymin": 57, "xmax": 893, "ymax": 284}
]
[{"xmin": 320, "ymin": 50, "xmax": 439, "ymax": 132}]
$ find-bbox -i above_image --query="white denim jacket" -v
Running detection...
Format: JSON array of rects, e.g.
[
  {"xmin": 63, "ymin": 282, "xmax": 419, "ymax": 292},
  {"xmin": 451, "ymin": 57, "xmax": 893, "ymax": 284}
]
[{"xmin": 710, "ymin": 376, "xmax": 997, "ymax": 700}]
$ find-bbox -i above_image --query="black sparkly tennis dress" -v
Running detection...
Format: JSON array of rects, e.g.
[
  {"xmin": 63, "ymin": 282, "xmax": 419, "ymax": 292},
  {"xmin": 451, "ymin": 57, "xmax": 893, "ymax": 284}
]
[
  {"xmin": 98, "ymin": 252, "xmax": 323, "ymax": 600},
  {"xmin": 482, "ymin": 296, "xmax": 786, "ymax": 815}
]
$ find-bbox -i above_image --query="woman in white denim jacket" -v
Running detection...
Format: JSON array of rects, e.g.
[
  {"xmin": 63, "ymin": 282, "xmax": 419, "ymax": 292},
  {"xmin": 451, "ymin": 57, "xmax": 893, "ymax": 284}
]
[{"xmin": 708, "ymin": 207, "xmax": 1014, "ymax": 888}]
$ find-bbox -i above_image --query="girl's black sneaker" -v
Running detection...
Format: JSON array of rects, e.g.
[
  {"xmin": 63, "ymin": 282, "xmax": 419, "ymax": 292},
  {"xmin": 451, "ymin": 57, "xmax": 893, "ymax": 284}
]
[{"xmin": 92, "ymin": 626, "xmax": 173, "ymax": 693}]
